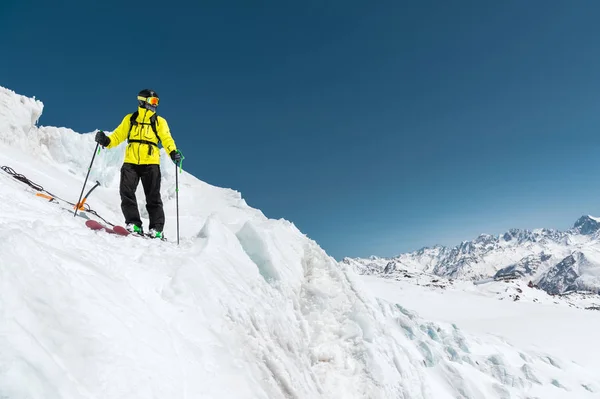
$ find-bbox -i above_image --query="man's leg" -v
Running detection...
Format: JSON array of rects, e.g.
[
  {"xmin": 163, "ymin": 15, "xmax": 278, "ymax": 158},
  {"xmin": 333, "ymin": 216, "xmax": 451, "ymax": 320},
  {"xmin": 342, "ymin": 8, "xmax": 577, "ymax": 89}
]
[
  {"xmin": 120, "ymin": 163, "xmax": 142, "ymax": 227},
  {"xmin": 140, "ymin": 164, "xmax": 165, "ymax": 231}
]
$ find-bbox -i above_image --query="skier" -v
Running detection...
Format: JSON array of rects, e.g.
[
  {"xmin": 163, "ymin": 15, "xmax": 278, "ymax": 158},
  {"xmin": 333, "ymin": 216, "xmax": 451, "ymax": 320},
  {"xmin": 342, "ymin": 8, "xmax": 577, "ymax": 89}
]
[{"xmin": 94, "ymin": 89, "xmax": 182, "ymax": 239}]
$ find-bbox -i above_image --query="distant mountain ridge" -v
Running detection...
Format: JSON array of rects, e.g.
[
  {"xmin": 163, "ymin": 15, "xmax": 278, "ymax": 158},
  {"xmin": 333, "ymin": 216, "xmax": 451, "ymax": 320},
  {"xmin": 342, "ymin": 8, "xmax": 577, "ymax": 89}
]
[{"xmin": 343, "ymin": 215, "xmax": 600, "ymax": 295}]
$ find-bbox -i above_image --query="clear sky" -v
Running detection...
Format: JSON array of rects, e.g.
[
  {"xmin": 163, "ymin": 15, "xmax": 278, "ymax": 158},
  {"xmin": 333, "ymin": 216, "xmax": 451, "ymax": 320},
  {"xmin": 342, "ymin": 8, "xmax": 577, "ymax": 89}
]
[{"xmin": 3, "ymin": 0, "xmax": 600, "ymax": 259}]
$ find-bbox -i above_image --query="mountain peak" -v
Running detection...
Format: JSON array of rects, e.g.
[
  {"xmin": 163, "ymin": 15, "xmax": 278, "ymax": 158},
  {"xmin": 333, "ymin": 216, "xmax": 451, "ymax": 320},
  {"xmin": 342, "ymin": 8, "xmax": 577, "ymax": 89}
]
[{"xmin": 573, "ymin": 215, "xmax": 600, "ymax": 235}]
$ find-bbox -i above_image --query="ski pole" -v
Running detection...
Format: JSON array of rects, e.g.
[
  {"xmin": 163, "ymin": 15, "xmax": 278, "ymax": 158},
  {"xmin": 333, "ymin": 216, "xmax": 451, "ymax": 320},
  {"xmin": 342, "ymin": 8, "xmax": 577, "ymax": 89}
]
[
  {"xmin": 74, "ymin": 142, "xmax": 100, "ymax": 218},
  {"xmin": 175, "ymin": 162, "xmax": 180, "ymax": 245}
]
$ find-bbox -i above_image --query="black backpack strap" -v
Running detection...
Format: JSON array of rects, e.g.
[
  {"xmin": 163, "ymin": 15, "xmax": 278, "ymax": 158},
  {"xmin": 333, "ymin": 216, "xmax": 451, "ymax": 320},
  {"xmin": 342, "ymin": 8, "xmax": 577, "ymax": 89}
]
[
  {"xmin": 127, "ymin": 111, "xmax": 160, "ymax": 143},
  {"xmin": 127, "ymin": 111, "xmax": 139, "ymax": 142},
  {"xmin": 150, "ymin": 113, "xmax": 159, "ymax": 139}
]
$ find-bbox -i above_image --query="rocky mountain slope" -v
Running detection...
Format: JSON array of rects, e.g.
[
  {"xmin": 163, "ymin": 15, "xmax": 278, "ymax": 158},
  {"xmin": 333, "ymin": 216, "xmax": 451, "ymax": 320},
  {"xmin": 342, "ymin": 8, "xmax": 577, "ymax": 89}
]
[{"xmin": 343, "ymin": 215, "xmax": 600, "ymax": 295}]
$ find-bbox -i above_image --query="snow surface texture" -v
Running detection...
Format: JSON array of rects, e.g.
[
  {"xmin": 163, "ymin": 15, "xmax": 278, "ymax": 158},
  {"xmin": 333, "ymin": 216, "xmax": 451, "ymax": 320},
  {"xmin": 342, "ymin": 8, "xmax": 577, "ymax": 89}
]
[
  {"xmin": 1, "ymin": 85, "xmax": 599, "ymax": 398},
  {"xmin": 360, "ymin": 274, "xmax": 600, "ymax": 394},
  {"xmin": 344, "ymin": 216, "xmax": 600, "ymax": 295}
]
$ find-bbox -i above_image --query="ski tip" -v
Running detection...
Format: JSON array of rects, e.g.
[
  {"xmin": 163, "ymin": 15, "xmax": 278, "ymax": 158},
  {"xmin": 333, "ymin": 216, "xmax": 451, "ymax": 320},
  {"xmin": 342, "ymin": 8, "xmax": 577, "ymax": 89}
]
[{"xmin": 85, "ymin": 220, "xmax": 103, "ymax": 230}]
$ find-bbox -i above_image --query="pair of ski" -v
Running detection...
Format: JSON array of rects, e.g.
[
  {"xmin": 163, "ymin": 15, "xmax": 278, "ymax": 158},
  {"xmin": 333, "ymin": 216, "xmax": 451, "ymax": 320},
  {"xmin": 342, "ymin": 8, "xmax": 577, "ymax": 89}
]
[
  {"xmin": 85, "ymin": 220, "xmax": 132, "ymax": 236},
  {"xmin": 85, "ymin": 220, "xmax": 166, "ymax": 241}
]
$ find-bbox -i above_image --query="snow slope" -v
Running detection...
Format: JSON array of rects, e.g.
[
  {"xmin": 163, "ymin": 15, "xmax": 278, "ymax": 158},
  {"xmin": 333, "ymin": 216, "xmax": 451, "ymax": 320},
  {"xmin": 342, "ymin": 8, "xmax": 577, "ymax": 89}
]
[
  {"xmin": 360, "ymin": 274, "xmax": 600, "ymax": 378},
  {"xmin": 1, "ymin": 85, "xmax": 599, "ymax": 398}
]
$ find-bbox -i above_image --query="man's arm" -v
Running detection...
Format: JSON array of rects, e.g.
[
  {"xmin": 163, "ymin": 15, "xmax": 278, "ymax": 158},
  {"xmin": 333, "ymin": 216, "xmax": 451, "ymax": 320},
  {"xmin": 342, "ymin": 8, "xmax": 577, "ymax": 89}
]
[
  {"xmin": 157, "ymin": 116, "xmax": 177, "ymax": 154},
  {"xmin": 106, "ymin": 114, "xmax": 132, "ymax": 148}
]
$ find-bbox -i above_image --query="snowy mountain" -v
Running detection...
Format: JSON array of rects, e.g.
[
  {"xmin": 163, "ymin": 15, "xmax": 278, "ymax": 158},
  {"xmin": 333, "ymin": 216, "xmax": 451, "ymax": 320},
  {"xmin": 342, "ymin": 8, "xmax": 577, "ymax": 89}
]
[
  {"xmin": 537, "ymin": 251, "xmax": 600, "ymax": 295},
  {"xmin": 344, "ymin": 216, "xmax": 600, "ymax": 295},
  {"xmin": 1, "ymin": 84, "xmax": 600, "ymax": 398}
]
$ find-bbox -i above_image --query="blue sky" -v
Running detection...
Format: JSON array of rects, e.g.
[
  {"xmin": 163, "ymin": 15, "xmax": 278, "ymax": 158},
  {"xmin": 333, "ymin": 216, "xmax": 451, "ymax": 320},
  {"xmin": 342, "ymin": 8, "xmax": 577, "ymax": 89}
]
[{"xmin": 3, "ymin": 1, "xmax": 600, "ymax": 259}]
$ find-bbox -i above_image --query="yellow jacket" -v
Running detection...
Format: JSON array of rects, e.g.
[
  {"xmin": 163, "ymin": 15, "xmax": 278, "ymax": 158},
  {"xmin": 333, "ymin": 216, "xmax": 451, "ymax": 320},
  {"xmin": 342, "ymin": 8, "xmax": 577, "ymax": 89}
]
[{"xmin": 107, "ymin": 107, "xmax": 177, "ymax": 165}]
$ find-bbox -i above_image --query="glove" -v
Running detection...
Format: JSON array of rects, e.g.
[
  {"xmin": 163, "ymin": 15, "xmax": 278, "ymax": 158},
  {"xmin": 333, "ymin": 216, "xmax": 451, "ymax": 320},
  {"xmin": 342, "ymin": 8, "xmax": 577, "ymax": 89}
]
[
  {"xmin": 95, "ymin": 131, "xmax": 110, "ymax": 147},
  {"xmin": 170, "ymin": 149, "xmax": 183, "ymax": 165}
]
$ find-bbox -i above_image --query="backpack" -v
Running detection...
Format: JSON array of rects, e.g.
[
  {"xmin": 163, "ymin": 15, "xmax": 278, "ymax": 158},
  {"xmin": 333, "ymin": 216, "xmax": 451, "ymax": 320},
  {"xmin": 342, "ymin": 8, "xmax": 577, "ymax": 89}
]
[{"xmin": 127, "ymin": 111, "xmax": 160, "ymax": 147}]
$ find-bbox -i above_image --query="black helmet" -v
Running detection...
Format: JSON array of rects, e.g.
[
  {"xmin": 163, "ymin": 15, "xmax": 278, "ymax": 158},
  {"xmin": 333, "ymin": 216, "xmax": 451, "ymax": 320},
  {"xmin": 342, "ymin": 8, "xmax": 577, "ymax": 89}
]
[{"xmin": 137, "ymin": 89, "xmax": 159, "ymax": 111}]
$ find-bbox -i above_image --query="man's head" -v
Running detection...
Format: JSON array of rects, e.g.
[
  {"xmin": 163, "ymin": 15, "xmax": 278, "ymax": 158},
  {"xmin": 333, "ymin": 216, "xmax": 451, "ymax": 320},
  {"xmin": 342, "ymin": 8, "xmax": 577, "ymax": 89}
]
[{"xmin": 138, "ymin": 89, "xmax": 159, "ymax": 112}]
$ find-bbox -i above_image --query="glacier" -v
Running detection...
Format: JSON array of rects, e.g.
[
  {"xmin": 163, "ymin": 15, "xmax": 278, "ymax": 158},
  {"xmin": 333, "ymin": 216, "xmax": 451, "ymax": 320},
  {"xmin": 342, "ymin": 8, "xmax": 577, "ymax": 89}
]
[{"xmin": 0, "ymin": 85, "xmax": 599, "ymax": 398}]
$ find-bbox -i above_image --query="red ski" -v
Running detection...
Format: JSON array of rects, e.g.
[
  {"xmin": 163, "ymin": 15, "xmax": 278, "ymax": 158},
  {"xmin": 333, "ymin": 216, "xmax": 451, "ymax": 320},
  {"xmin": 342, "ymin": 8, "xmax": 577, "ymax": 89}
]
[
  {"xmin": 112, "ymin": 225, "xmax": 131, "ymax": 236},
  {"xmin": 85, "ymin": 220, "xmax": 130, "ymax": 236}
]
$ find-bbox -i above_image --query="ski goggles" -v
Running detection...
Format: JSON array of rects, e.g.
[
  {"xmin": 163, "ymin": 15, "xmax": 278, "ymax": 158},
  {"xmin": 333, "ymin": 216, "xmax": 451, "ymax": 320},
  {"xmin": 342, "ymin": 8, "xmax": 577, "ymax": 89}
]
[{"xmin": 138, "ymin": 96, "xmax": 159, "ymax": 106}]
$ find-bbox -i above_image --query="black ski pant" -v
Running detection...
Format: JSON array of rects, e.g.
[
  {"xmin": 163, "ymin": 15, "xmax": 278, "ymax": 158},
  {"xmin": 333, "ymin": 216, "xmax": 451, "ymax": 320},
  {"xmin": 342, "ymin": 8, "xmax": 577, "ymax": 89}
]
[{"xmin": 120, "ymin": 163, "xmax": 164, "ymax": 231}]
